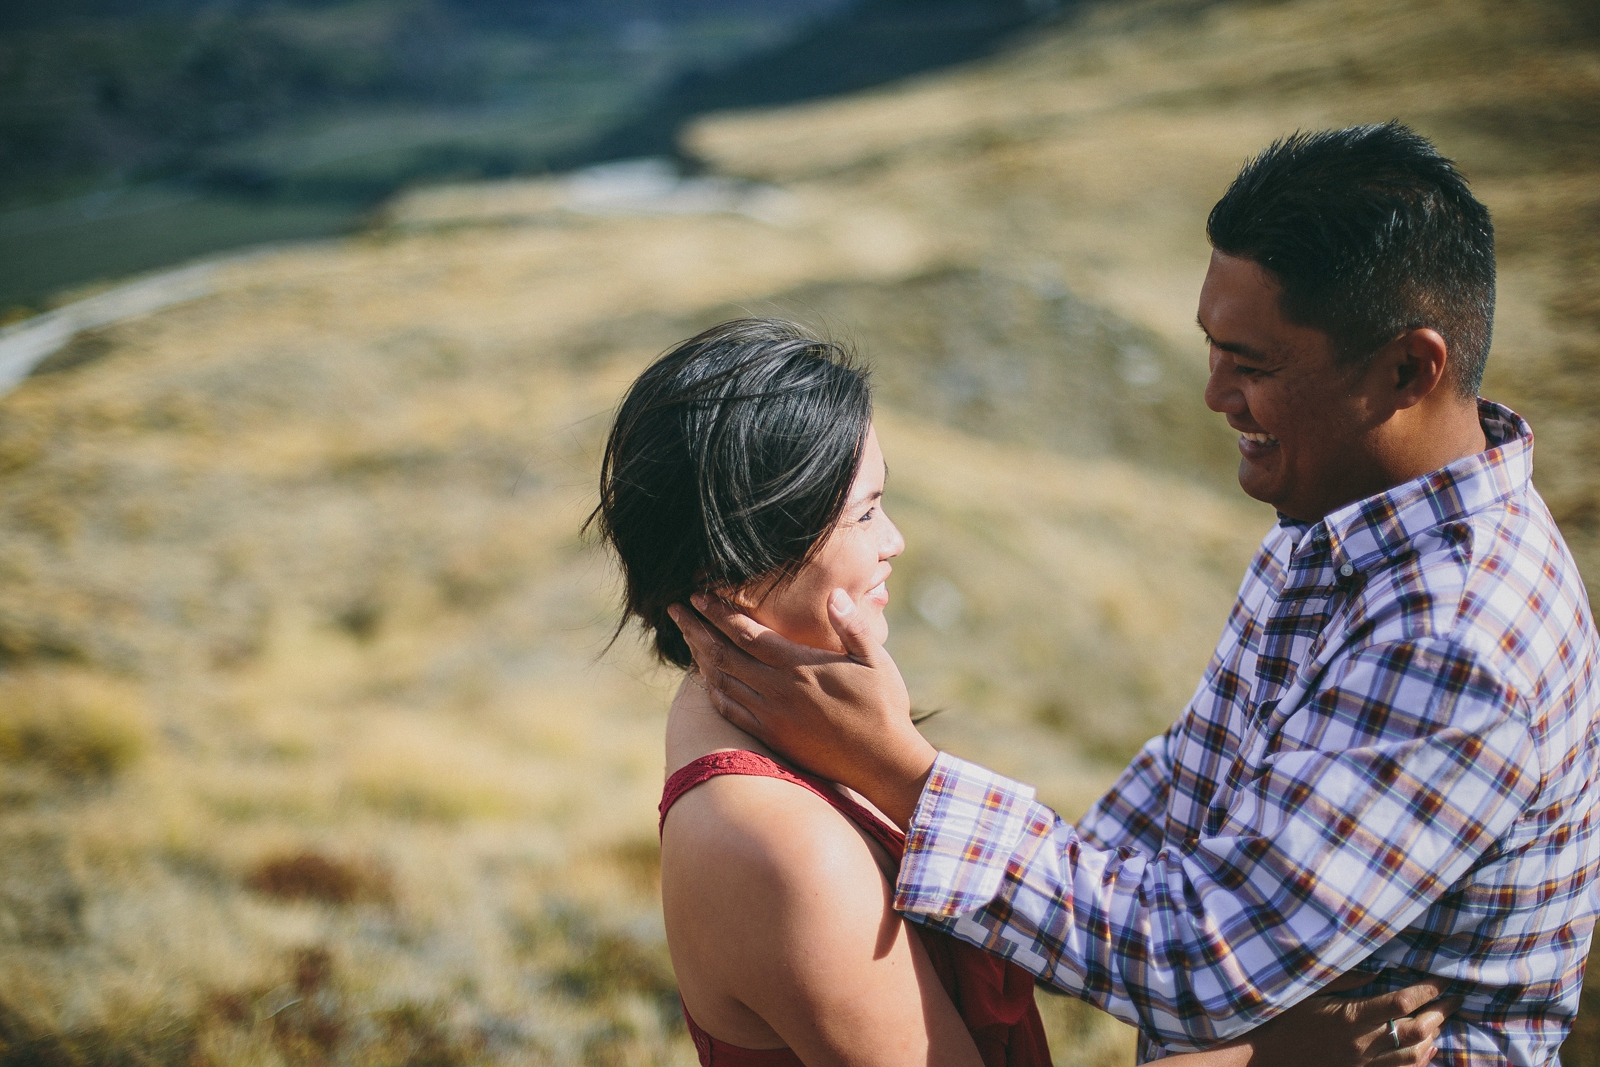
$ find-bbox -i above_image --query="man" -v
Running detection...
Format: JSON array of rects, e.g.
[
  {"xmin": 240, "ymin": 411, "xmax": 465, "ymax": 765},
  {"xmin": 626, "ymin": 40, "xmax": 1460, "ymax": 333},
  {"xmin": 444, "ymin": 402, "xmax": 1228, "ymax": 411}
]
[{"xmin": 671, "ymin": 123, "xmax": 1600, "ymax": 1064}]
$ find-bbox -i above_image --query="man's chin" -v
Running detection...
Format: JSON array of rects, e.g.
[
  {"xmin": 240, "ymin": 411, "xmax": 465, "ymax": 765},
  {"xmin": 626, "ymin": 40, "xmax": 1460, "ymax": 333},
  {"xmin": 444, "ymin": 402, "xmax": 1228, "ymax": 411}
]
[{"xmin": 1236, "ymin": 465, "xmax": 1282, "ymax": 510}]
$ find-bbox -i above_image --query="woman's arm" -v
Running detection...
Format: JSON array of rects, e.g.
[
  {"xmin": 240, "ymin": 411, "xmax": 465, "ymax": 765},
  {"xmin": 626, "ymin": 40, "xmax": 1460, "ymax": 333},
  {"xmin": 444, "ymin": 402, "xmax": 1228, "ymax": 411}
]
[
  {"xmin": 662, "ymin": 773, "xmax": 983, "ymax": 1067},
  {"xmin": 1166, "ymin": 978, "xmax": 1460, "ymax": 1067}
]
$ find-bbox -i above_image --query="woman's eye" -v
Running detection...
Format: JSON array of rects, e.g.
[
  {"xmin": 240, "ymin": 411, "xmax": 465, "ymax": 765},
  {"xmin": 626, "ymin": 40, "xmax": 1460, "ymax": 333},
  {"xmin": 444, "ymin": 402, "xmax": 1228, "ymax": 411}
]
[{"xmin": 857, "ymin": 507, "xmax": 876, "ymax": 523}]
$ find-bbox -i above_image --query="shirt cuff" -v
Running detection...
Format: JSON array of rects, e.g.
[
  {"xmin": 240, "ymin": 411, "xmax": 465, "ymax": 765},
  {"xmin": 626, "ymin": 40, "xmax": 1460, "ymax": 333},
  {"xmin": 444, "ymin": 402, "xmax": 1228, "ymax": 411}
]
[{"xmin": 894, "ymin": 750, "xmax": 1042, "ymax": 918}]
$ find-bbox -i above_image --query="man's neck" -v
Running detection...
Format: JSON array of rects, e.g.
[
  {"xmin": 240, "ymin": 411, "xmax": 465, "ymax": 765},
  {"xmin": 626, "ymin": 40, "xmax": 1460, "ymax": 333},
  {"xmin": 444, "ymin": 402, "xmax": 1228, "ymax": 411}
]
[
  {"xmin": 1387, "ymin": 397, "xmax": 1488, "ymax": 489},
  {"xmin": 1292, "ymin": 400, "xmax": 1490, "ymax": 526}
]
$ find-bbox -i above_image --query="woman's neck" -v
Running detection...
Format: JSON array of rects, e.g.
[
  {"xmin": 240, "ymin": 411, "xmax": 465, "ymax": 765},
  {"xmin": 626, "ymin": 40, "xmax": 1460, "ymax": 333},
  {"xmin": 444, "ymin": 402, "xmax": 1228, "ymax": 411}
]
[
  {"xmin": 660, "ymin": 670, "xmax": 899, "ymax": 829},
  {"xmin": 663, "ymin": 671, "xmax": 782, "ymax": 777}
]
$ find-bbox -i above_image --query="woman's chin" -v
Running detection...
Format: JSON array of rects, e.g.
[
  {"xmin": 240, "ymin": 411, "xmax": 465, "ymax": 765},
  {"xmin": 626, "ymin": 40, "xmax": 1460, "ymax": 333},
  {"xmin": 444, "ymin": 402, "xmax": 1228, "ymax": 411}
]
[{"xmin": 861, "ymin": 609, "xmax": 890, "ymax": 647}]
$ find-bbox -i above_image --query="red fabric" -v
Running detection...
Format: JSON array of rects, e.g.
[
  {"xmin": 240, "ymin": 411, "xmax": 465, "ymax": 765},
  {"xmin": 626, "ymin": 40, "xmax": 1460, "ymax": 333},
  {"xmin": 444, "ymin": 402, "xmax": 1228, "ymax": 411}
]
[{"xmin": 659, "ymin": 750, "xmax": 1052, "ymax": 1067}]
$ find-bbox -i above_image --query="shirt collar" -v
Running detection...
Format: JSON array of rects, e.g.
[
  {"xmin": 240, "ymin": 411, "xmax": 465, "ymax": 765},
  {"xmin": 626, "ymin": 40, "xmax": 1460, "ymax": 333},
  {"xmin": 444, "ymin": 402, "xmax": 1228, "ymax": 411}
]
[{"xmin": 1308, "ymin": 399, "xmax": 1533, "ymax": 573}]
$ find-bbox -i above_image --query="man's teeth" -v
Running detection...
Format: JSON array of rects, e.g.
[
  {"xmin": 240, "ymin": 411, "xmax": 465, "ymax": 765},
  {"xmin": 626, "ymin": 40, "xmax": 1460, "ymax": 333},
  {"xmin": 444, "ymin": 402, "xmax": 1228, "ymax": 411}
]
[{"xmin": 1240, "ymin": 432, "xmax": 1277, "ymax": 445}]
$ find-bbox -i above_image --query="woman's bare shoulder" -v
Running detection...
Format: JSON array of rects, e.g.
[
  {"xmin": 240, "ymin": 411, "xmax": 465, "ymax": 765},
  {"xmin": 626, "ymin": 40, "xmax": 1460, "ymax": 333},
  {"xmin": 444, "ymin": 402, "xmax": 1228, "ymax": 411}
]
[{"xmin": 662, "ymin": 767, "xmax": 881, "ymax": 888}]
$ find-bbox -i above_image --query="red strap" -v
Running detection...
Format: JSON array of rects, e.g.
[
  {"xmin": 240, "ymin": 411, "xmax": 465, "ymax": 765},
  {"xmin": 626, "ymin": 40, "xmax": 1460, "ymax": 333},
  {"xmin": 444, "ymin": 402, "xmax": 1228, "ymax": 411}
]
[{"xmin": 660, "ymin": 750, "xmax": 905, "ymax": 860}]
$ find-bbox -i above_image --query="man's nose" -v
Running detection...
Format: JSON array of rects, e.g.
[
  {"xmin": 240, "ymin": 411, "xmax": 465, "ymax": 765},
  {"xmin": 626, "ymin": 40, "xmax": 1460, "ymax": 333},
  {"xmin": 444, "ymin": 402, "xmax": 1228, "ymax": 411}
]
[{"xmin": 1204, "ymin": 349, "xmax": 1243, "ymax": 415}]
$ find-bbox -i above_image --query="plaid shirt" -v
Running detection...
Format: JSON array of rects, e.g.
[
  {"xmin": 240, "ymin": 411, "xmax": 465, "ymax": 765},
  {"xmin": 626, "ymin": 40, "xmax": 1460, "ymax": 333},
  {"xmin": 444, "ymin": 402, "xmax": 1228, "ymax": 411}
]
[{"xmin": 896, "ymin": 401, "xmax": 1600, "ymax": 1066}]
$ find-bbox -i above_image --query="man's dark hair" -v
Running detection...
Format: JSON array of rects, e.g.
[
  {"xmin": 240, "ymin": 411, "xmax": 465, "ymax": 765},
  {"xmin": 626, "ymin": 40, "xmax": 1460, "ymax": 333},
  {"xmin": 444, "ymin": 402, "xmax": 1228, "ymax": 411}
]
[
  {"xmin": 588, "ymin": 318, "xmax": 872, "ymax": 668},
  {"xmin": 1207, "ymin": 122, "xmax": 1496, "ymax": 399}
]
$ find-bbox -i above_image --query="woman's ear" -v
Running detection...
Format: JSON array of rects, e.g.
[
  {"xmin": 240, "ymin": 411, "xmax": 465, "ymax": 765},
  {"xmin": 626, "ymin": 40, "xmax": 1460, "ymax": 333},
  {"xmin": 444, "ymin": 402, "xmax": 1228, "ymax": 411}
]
[{"xmin": 708, "ymin": 583, "xmax": 759, "ymax": 613}]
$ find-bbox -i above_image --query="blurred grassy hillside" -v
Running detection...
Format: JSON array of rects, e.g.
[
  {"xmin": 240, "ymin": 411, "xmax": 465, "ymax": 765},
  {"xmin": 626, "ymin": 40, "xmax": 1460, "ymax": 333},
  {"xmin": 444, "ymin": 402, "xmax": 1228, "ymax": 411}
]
[{"xmin": 0, "ymin": 0, "xmax": 1596, "ymax": 1065}]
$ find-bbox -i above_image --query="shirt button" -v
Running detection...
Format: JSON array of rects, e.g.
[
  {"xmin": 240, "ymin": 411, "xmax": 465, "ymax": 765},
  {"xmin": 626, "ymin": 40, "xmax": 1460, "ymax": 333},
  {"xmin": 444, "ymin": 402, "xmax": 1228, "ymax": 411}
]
[{"xmin": 1339, "ymin": 563, "xmax": 1354, "ymax": 577}]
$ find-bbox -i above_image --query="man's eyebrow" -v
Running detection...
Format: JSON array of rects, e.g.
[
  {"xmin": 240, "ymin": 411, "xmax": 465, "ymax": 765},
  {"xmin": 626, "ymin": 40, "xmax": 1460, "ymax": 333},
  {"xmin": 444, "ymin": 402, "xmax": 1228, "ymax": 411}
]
[{"xmin": 1196, "ymin": 315, "xmax": 1270, "ymax": 361}]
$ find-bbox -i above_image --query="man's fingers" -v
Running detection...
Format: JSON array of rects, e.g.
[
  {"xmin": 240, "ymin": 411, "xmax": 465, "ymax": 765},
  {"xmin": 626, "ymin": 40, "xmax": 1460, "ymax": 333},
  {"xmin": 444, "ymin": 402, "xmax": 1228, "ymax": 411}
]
[
  {"xmin": 671, "ymin": 602, "xmax": 765, "ymax": 682},
  {"xmin": 1364, "ymin": 1040, "xmax": 1436, "ymax": 1067},
  {"xmin": 1324, "ymin": 971, "xmax": 1382, "ymax": 994},
  {"xmin": 1355, "ymin": 1013, "xmax": 1445, "ymax": 1067},
  {"xmin": 691, "ymin": 593, "xmax": 825, "ymax": 671},
  {"xmin": 1388, "ymin": 1010, "xmax": 1446, "ymax": 1048},
  {"xmin": 826, "ymin": 588, "xmax": 883, "ymax": 665},
  {"xmin": 702, "ymin": 660, "xmax": 768, "ymax": 717},
  {"xmin": 691, "ymin": 594, "xmax": 772, "ymax": 650},
  {"xmin": 700, "ymin": 671, "xmax": 769, "ymax": 741},
  {"xmin": 1350, "ymin": 981, "xmax": 1448, "ymax": 1025},
  {"xmin": 668, "ymin": 607, "xmax": 779, "ymax": 741},
  {"xmin": 1350, "ymin": 992, "xmax": 1460, "ymax": 1067}
]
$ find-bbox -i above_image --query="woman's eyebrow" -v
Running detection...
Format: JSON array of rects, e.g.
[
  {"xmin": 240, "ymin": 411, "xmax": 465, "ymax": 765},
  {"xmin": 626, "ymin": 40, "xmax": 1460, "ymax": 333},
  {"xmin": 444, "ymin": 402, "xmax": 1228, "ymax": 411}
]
[
  {"xmin": 843, "ymin": 463, "xmax": 888, "ymax": 508},
  {"xmin": 846, "ymin": 488, "xmax": 884, "ymax": 507}
]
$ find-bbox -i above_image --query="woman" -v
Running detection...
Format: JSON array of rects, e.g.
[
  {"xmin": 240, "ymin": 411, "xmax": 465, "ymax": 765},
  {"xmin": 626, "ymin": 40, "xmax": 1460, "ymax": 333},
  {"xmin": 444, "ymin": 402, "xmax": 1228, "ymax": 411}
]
[{"xmin": 590, "ymin": 319, "xmax": 1451, "ymax": 1067}]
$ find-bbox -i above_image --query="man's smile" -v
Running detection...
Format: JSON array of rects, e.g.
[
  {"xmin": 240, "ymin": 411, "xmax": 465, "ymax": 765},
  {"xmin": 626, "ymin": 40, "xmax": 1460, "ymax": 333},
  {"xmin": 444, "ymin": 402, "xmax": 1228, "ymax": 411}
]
[{"xmin": 1238, "ymin": 431, "xmax": 1279, "ymax": 457}]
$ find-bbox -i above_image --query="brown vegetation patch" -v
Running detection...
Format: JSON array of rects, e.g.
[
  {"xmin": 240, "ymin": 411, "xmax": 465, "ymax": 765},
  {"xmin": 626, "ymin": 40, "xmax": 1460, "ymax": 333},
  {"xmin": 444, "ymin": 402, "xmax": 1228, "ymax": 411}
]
[
  {"xmin": 244, "ymin": 850, "xmax": 394, "ymax": 907},
  {"xmin": 0, "ymin": 613, "xmax": 84, "ymax": 669}
]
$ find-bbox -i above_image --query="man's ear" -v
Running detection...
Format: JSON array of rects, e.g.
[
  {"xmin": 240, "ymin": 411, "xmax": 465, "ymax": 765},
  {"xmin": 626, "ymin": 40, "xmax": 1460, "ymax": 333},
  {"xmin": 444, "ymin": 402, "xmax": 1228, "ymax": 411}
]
[{"xmin": 1380, "ymin": 328, "xmax": 1450, "ymax": 410}]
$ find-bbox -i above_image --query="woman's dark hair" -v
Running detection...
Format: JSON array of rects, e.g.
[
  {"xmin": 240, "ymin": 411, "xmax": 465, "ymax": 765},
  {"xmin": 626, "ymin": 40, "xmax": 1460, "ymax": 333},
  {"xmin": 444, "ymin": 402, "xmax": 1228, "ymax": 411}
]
[
  {"xmin": 587, "ymin": 318, "xmax": 872, "ymax": 668},
  {"xmin": 1207, "ymin": 122, "xmax": 1496, "ymax": 399}
]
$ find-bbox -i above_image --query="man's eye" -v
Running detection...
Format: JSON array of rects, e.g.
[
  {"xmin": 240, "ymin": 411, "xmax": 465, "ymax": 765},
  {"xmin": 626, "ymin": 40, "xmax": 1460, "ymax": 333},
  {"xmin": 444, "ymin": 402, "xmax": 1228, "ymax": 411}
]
[{"xmin": 1235, "ymin": 365, "xmax": 1262, "ymax": 377}]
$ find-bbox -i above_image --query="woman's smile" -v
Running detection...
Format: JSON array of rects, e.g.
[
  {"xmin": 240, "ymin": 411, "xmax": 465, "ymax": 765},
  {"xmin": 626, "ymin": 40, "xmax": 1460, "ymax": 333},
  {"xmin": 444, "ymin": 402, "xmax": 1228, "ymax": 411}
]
[{"xmin": 744, "ymin": 425, "xmax": 904, "ymax": 653}]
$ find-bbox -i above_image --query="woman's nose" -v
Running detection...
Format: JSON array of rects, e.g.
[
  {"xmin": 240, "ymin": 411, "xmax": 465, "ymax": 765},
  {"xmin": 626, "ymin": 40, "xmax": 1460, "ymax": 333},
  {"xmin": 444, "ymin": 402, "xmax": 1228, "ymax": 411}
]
[{"xmin": 882, "ymin": 516, "xmax": 906, "ymax": 559}]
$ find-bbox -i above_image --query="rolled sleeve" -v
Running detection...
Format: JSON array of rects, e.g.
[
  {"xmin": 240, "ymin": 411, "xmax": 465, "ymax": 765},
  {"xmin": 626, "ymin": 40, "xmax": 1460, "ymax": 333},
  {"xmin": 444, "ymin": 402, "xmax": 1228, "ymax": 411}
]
[{"xmin": 895, "ymin": 751, "xmax": 1048, "ymax": 918}]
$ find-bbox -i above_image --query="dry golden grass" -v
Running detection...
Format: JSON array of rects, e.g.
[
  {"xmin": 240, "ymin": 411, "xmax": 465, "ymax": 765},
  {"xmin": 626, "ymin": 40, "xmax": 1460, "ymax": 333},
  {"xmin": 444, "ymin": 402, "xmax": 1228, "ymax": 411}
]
[
  {"xmin": 0, "ymin": 668, "xmax": 149, "ymax": 783},
  {"xmin": 0, "ymin": 0, "xmax": 1594, "ymax": 1064}
]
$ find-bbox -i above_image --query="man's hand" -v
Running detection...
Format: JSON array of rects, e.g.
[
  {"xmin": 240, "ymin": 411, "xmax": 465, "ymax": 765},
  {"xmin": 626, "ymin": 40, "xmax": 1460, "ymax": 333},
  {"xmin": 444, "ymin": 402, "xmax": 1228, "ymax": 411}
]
[
  {"xmin": 669, "ymin": 589, "xmax": 937, "ymax": 827},
  {"xmin": 1233, "ymin": 975, "xmax": 1463, "ymax": 1066}
]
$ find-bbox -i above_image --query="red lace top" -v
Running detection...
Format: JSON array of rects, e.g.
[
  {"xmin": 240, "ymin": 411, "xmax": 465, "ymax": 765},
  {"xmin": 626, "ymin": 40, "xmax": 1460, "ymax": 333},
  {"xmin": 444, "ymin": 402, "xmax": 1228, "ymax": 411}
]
[{"xmin": 659, "ymin": 749, "xmax": 1052, "ymax": 1067}]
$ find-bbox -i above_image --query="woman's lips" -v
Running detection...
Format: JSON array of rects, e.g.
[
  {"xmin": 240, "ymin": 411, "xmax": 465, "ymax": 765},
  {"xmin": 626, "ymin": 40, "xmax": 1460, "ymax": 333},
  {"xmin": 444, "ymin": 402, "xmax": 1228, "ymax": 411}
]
[{"xmin": 865, "ymin": 581, "xmax": 889, "ymax": 607}]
